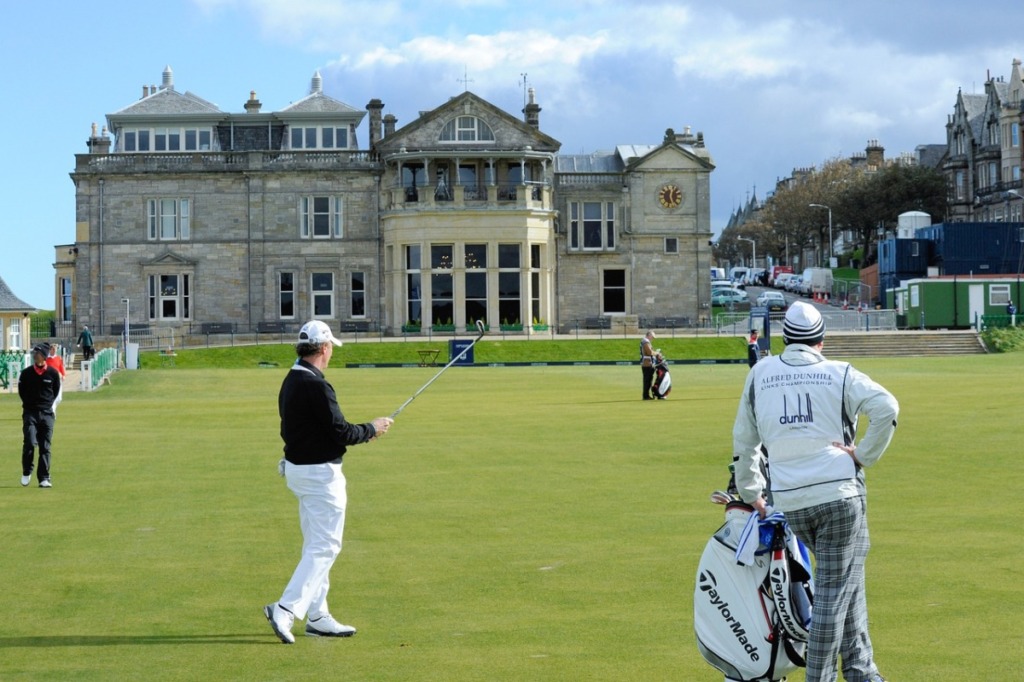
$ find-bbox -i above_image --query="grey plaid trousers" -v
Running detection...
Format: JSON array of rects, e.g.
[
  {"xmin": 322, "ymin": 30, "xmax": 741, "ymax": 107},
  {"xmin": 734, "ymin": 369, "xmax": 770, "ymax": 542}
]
[{"xmin": 785, "ymin": 496, "xmax": 881, "ymax": 682}]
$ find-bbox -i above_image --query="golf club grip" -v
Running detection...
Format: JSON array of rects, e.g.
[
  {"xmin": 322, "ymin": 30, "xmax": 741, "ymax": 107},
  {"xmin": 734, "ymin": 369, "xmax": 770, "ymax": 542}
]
[{"xmin": 390, "ymin": 324, "xmax": 486, "ymax": 419}]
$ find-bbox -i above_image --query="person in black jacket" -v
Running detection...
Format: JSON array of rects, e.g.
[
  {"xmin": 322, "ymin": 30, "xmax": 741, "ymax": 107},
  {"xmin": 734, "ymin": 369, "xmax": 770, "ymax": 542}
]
[
  {"xmin": 264, "ymin": 321, "xmax": 393, "ymax": 644},
  {"xmin": 747, "ymin": 329, "xmax": 760, "ymax": 368},
  {"xmin": 19, "ymin": 343, "xmax": 61, "ymax": 488}
]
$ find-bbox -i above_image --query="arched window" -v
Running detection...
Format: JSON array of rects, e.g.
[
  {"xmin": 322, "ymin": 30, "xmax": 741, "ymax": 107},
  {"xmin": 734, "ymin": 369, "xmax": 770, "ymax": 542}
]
[{"xmin": 440, "ymin": 116, "xmax": 495, "ymax": 142}]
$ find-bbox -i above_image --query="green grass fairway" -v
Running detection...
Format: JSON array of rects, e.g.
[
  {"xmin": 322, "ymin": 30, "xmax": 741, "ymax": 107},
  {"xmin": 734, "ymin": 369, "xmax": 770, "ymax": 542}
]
[{"xmin": 2, "ymin": 354, "xmax": 1022, "ymax": 680}]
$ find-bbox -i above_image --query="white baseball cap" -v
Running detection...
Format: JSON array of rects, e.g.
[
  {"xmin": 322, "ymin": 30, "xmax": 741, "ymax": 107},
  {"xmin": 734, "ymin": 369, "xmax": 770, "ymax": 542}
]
[{"xmin": 297, "ymin": 320, "xmax": 343, "ymax": 347}]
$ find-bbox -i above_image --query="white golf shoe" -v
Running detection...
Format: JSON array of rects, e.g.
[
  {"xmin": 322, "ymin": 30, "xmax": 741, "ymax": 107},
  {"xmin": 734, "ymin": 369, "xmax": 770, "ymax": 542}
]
[
  {"xmin": 21, "ymin": 474, "xmax": 31, "ymax": 486},
  {"xmin": 305, "ymin": 614, "xmax": 356, "ymax": 637},
  {"xmin": 263, "ymin": 603, "xmax": 295, "ymax": 644},
  {"xmin": 39, "ymin": 479, "xmax": 52, "ymax": 488}
]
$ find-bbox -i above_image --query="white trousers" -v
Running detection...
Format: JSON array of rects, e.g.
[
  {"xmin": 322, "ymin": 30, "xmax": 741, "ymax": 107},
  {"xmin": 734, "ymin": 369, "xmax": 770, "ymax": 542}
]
[{"xmin": 279, "ymin": 461, "xmax": 347, "ymax": 621}]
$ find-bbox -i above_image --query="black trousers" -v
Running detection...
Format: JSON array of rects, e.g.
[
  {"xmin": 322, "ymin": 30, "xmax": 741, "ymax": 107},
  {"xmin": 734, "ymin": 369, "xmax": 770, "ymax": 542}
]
[
  {"xmin": 22, "ymin": 410, "xmax": 55, "ymax": 481},
  {"xmin": 642, "ymin": 365, "xmax": 655, "ymax": 399}
]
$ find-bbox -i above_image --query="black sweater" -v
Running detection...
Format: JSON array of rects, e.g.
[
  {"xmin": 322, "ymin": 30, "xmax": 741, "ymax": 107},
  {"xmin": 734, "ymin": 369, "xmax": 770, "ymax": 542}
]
[
  {"xmin": 278, "ymin": 360, "xmax": 377, "ymax": 464},
  {"xmin": 18, "ymin": 364, "xmax": 61, "ymax": 413}
]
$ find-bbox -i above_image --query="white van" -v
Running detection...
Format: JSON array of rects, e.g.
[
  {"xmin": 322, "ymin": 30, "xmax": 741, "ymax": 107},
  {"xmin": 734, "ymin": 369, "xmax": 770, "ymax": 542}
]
[
  {"xmin": 729, "ymin": 267, "xmax": 749, "ymax": 285},
  {"xmin": 800, "ymin": 267, "xmax": 834, "ymax": 296}
]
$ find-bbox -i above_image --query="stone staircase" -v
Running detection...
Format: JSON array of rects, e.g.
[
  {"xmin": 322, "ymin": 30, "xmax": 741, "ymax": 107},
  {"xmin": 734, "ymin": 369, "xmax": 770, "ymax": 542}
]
[{"xmin": 822, "ymin": 331, "xmax": 987, "ymax": 358}]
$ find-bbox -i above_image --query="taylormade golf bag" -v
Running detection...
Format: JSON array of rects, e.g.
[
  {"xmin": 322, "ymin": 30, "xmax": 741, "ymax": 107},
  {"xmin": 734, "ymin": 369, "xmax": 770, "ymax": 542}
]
[
  {"xmin": 652, "ymin": 351, "xmax": 672, "ymax": 398},
  {"xmin": 694, "ymin": 502, "xmax": 814, "ymax": 682}
]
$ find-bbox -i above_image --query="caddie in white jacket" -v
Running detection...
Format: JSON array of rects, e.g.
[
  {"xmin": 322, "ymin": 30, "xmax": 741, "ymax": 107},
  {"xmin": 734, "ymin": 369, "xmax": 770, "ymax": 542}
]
[{"xmin": 732, "ymin": 301, "xmax": 898, "ymax": 682}]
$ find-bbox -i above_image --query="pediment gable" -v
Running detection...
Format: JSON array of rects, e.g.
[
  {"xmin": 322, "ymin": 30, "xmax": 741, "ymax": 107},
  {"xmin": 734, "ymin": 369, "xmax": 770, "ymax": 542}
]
[
  {"xmin": 625, "ymin": 141, "xmax": 715, "ymax": 172},
  {"xmin": 378, "ymin": 91, "xmax": 560, "ymax": 153},
  {"xmin": 142, "ymin": 251, "xmax": 196, "ymax": 267}
]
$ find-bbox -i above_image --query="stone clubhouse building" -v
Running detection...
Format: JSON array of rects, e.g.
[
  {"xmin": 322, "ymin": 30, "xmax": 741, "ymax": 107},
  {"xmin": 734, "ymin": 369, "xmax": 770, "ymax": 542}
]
[{"xmin": 56, "ymin": 67, "xmax": 714, "ymax": 342}]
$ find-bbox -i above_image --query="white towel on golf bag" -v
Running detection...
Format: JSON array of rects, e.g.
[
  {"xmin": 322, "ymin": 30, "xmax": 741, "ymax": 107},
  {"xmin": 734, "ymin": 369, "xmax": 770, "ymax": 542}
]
[{"xmin": 734, "ymin": 509, "xmax": 786, "ymax": 566}]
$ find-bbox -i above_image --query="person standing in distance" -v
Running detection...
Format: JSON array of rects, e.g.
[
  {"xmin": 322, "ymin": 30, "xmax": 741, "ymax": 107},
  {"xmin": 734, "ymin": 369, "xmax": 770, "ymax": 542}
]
[
  {"xmin": 732, "ymin": 301, "xmax": 898, "ymax": 682},
  {"xmin": 46, "ymin": 344, "xmax": 67, "ymax": 414},
  {"xmin": 76, "ymin": 325, "xmax": 94, "ymax": 361},
  {"xmin": 640, "ymin": 330, "xmax": 657, "ymax": 400},
  {"xmin": 746, "ymin": 328, "xmax": 760, "ymax": 368},
  {"xmin": 264, "ymin": 321, "xmax": 393, "ymax": 644},
  {"xmin": 19, "ymin": 343, "xmax": 62, "ymax": 488}
]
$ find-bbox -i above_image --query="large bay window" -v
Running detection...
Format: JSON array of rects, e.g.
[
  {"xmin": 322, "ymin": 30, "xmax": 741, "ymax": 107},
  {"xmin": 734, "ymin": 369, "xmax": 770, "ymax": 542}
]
[
  {"xmin": 406, "ymin": 245, "xmax": 422, "ymax": 325},
  {"xmin": 465, "ymin": 243, "xmax": 487, "ymax": 325},
  {"xmin": 431, "ymin": 245, "xmax": 454, "ymax": 325},
  {"xmin": 498, "ymin": 244, "xmax": 522, "ymax": 325}
]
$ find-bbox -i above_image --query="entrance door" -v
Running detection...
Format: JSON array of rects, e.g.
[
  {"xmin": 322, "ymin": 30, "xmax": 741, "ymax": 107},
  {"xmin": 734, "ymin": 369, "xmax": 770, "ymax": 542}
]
[{"xmin": 969, "ymin": 285, "xmax": 984, "ymax": 330}]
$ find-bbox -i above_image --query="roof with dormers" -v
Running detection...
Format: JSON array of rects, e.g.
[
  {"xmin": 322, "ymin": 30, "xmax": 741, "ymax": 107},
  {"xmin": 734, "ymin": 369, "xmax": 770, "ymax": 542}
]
[
  {"xmin": 0, "ymin": 274, "xmax": 36, "ymax": 312},
  {"xmin": 110, "ymin": 87, "xmax": 223, "ymax": 116},
  {"xmin": 279, "ymin": 92, "xmax": 362, "ymax": 115},
  {"xmin": 278, "ymin": 70, "xmax": 363, "ymax": 117}
]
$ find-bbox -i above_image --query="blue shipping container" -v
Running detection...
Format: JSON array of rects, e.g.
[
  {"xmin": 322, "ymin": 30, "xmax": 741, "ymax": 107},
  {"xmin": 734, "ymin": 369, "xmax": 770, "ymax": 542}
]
[{"xmin": 916, "ymin": 222, "xmax": 1024, "ymax": 275}]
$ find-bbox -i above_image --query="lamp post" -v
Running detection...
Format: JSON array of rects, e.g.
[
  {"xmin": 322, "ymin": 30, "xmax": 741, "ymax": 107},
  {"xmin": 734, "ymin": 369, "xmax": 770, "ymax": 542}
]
[
  {"xmin": 121, "ymin": 297, "xmax": 130, "ymax": 347},
  {"xmin": 809, "ymin": 203, "xmax": 833, "ymax": 267},
  {"xmin": 737, "ymin": 236, "xmax": 756, "ymax": 277}
]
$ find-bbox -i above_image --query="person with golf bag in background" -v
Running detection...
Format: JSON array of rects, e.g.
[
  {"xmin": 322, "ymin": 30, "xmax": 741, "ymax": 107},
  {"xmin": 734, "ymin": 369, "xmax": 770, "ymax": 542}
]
[
  {"xmin": 640, "ymin": 330, "xmax": 657, "ymax": 400},
  {"xmin": 732, "ymin": 301, "xmax": 899, "ymax": 682},
  {"xmin": 264, "ymin": 321, "xmax": 393, "ymax": 644}
]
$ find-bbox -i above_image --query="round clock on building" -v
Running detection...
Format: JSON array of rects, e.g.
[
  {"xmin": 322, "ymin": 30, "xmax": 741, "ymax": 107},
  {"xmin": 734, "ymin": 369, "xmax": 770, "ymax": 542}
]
[{"xmin": 658, "ymin": 183, "xmax": 682, "ymax": 209}]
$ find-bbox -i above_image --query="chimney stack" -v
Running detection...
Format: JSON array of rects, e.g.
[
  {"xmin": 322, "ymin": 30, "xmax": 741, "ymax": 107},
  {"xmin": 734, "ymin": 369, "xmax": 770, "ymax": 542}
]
[
  {"xmin": 87, "ymin": 122, "xmax": 112, "ymax": 155},
  {"xmin": 244, "ymin": 90, "xmax": 262, "ymax": 114},
  {"xmin": 366, "ymin": 99, "xmax": 385, "ymax": 149},
  {"xmin": 523, "ymin": 87, "xmax": 541, "ymax": 128},
  {"xmin": 383, "ymin": 113, "xmax": 397, "ymax": 138},
  {"xmin": 866, "ymin": 139, "xmax": 885, "ymax": 168}
]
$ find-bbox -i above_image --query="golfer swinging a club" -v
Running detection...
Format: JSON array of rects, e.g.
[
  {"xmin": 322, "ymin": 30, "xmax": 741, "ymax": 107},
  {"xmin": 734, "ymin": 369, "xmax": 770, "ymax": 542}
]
[{"xmin": 265, "ymin": 321, "xmax": 393, "ymax": 643}]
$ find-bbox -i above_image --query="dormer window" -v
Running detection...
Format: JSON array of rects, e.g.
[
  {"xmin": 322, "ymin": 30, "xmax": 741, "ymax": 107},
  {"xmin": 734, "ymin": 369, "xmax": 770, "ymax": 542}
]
[
  {"xmin": 290, "ymin": 125, "xmax": 350, "ymax": 150},
  {"xmin": 440, "ymin": 116, "xmax": 494, "ymax": 143},
  {"xmin": 121, "ymin": 127, "xmax": 211, "ymax": 152}
]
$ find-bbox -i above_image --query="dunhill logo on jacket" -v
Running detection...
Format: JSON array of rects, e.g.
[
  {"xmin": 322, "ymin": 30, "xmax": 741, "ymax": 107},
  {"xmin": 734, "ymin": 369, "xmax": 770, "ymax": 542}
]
[{"xmin": 779, "ymin": 393, "xmax": 813, "ymax": 425}]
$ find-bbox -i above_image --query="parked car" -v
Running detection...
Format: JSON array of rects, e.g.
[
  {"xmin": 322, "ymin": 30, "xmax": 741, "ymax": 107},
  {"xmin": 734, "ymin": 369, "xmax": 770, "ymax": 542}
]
[
  {"xmin": 785, "ymin": 276, "xmax": 803, "ymax": 293},
  {"xmin": 711, "ymin": 288, "xmax": 749, "ymax": 307},
  {"xmin": 774, "ymin": 273, "xmax": 795, "ymax": 290},
  {"xmin": 755, "ymin": 290, "xmax": 788, "ymax": 311}
]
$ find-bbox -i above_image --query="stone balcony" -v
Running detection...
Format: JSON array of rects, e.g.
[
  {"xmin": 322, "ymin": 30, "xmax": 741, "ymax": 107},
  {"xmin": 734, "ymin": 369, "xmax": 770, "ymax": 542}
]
[
  {"xmin": 73, "ymin": 150, "xmax": 381, "ymax": 174},
  {"xmin": 385, "ymin": 182, "xmax": 552, "ymax": 211}
]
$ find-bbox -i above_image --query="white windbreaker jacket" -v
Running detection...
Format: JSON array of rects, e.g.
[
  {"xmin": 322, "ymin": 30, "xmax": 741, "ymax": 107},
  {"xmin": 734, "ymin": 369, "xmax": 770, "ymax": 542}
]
[{"xmin": 732, "ymin": 343, "xmax": 899, "ymax": 512}]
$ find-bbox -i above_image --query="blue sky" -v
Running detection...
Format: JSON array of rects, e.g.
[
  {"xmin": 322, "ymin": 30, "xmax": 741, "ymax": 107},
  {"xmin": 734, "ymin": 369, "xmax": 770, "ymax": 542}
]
[{"xmin": 1, "ymin": 0, "xmax": 1021, "ymax": 309}]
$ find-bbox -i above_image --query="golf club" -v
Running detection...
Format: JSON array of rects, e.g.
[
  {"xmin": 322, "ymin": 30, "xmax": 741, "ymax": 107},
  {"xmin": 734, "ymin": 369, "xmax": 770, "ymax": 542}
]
[{"xmin": 389, "ymin": 319, "xmax": 487, "ymax": 419}]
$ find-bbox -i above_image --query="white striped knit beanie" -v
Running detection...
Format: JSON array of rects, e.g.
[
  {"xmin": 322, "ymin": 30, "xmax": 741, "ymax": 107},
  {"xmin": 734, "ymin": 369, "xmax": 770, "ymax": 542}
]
[{"xmin": 782, "ymin": 301, "xmax": 825, "ymax": 345}]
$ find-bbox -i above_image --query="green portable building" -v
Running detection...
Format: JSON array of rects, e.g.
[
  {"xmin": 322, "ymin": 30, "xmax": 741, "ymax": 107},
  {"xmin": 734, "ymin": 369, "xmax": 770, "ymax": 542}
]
[{"xmin": 887, "ymin": 275, "xmax": 1024, "ymax": 329}]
